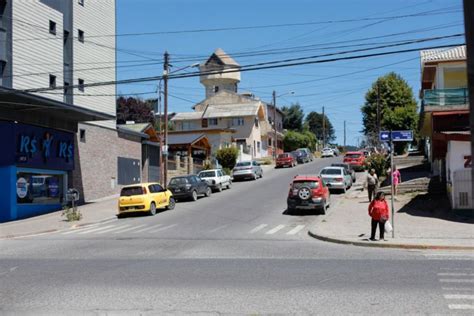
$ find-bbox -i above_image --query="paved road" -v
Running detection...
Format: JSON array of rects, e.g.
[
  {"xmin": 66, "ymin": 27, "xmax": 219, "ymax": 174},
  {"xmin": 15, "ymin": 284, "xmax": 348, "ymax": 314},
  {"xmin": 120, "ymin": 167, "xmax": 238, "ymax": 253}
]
[{"xmin": 1, "ymin": 158, "xmax": 473, "ymax": 315}]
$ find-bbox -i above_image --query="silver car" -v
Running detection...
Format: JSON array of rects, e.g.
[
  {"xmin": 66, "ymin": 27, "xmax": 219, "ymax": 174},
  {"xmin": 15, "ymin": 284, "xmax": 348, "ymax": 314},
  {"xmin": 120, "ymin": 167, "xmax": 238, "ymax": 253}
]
[
  {"xmin": 232, "ymin": 160, "xmax": 263, "ymax": 180},
  {"xmin": 319, "ymin": 166, "xmax": 352, "ymax": 193}
]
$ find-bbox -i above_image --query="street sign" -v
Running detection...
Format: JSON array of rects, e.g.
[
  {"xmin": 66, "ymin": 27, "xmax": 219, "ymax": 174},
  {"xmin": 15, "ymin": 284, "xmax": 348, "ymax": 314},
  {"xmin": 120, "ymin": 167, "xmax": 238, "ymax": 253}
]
[{"xmin": 379, "ymin": 130, "xmax": 413, "ymax": 142}]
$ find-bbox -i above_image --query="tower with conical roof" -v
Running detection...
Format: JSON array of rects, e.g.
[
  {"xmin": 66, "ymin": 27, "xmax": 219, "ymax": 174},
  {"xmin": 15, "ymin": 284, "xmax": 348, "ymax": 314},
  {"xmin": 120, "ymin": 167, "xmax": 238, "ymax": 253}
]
[{"xmin": 200, "ymin": 48, "xmax": 241, "ymax": 98}]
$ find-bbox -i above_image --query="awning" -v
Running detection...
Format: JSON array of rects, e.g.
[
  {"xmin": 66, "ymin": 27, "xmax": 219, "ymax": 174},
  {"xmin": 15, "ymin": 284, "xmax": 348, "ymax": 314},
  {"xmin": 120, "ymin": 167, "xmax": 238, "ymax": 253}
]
[{"xmin": 432, "ymin": 110, "xmax": 470, "ymax": 116}]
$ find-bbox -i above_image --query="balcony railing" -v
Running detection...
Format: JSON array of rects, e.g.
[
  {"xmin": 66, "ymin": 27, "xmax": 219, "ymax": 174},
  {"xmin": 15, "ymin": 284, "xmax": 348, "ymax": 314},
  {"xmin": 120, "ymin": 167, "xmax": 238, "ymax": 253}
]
[{"xmin": 423, "ymin": 88, "xmax": 469, "ymax": 107}]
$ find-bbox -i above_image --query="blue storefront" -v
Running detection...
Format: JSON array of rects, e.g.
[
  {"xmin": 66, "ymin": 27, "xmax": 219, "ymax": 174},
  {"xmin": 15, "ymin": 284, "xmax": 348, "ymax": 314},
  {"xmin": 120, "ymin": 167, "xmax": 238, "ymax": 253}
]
[{"xmin": 0, "ymin": 121, "xmax": 75, "ymax": 222}]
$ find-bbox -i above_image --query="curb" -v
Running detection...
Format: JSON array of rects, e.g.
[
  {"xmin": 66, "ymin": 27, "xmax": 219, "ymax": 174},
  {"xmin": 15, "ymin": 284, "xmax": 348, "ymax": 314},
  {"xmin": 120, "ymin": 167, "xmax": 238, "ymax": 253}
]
[
  {"xmin": 0, "ymin": 216, "xmax": 116, "ymax": 240},
  {"xmin": 308, "ymin": 230, "xmax": 474, "ymax": 251}
]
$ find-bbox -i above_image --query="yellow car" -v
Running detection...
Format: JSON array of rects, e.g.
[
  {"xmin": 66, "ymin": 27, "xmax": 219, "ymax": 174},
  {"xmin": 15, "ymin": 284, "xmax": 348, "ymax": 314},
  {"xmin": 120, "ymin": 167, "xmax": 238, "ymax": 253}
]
[{"xmin": 118, "ymin": 182, "xmax": 175, "ymax": 217}]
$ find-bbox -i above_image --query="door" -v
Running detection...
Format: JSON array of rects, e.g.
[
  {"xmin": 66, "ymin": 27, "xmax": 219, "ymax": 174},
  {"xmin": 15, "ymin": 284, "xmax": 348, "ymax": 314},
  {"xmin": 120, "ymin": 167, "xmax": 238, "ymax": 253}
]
[{"xmin": 154, "ymin": 184, "xmax": 167, "ymax": 207}]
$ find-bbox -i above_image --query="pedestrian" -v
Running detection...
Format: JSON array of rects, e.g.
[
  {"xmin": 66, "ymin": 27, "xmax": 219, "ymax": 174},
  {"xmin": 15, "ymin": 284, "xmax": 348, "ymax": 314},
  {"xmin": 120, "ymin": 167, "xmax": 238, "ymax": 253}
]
[
  {"xmin": 391, "ymin": 165, "xmax": 401, "ymax": 197},
  {"xmin": 365, "ymin": 168, "xmax": 378, "ymax": 202},
  {"xmin": 368, "ymin": 191, "xmax": 389, "ymax": 241}
]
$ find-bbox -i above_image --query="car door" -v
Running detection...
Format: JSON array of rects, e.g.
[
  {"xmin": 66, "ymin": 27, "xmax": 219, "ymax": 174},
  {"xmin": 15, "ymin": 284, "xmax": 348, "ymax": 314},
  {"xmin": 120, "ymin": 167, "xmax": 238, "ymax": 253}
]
[
  {"xmin": 148, "ymin": 184, "xmax": 159, "ymax": 206},
  {"xmin": 154, "ymin": 184, "xmax": 167, "ymax": 206},
  {"xmin": 217, "ymin": 170, "xmax": 225, "ymax": 185},
  {"xmin": 195, "ymin": 175, "xmax": 206, "ymax": 194}
]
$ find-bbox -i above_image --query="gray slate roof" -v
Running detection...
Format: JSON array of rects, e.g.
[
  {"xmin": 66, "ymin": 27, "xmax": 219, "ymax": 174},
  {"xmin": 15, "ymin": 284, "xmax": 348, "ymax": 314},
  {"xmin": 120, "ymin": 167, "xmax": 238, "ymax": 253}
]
[
  {"xmin": 167, "ymin": 133, "xmax": 206, "ymax": 145},
  {"xmin": 171, "ymin": 112, "xmax": 203, "ymax": 121},
  {"xmin": 203, "ymin": 102, "xmax": 261, "ymax": 118}
]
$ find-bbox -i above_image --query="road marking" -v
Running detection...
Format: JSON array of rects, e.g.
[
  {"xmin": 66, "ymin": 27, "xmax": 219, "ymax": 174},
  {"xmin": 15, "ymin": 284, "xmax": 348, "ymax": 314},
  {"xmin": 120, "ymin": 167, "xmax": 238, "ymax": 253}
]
[
  {"xmin": 448, "ymin": 304, "xmax": 474, "ymax": 310},
  {"xmin": 149, "ymin": 224, "xmax": 177, "ymax": 233},
  {"xmin": 286, "ymin": 225, "xmax": 305, "ymax": 235},
  {"xmin": 112, "ymin": 224, "xmax": 147, "ymax": 234},
  {"xmin": 440, "ymin": 279, "xmax": 474, "ymax": 283},
  {"xmin": 132, "ymin": 224, "xmax": 163, "ymax": 233},
  {"xmin": 426, "ymin": 253, "xmax": 474, "ymax": 257},
  {"xmin": 95, "ymin": 225, "xmax": 130, "ymax": 234},
  {"xmin": 266, "ymin": 225, "xmax": 285, "ymax": 235},
  {"xmin": 438, "ymin": 273, "xmax": 474, "ymax": 276},
  {"xmin": 208, "ymin": 225, "xmax": 228, "ymax": 233},
  {"xmin": 444, "ymin": 294, "xmax": 474, "ymax": 300},
  {"xmin": 440, "ymin": 268, "xmax": 473, "ymax": 271},
  {"xmin": 77, "ymin": 225, "xmax": 115, "ymax": 235},
  {"xmin": 442, "ymin": 287, "xmax": 474, "ymax": 291},
  {"xmin": 61, "ymin": 223, "xmax": 101, "ymax": 235},
  {"xmin": 250, "ymin": 224, "xmax": 267, "ymax": 233}
]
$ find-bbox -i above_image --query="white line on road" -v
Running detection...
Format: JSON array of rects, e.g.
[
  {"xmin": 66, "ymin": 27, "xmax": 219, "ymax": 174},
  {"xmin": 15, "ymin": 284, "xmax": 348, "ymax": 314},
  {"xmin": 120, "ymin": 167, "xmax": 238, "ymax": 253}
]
[
  {"xmin": 112, "ymin": 224, "xmax": 148, "ymax": 234},
  {"xmin": 266, "ymin": 225, "xmax": 285, "ymax": 235},
  {"xmin": 442, "ymin": 287, "xmax": 474, "ymax": 291},
  {"xmin": 77, "ymin": 225, "xmax": 115, "ymax": 235},
  {"xmin": 440, "ymin": 268, "xmax": 473, "ymax": 271},
  {"xmin": 149, "ymin": 224, "xmax": 177, "ymax": 233},
  {"xmin": 448, "ymin": 304, "xmax": 474, "ymax": 310},
  {"xmin": 438, "ymin": 273, "xmax": 474, "ymax": 276},
  {"xmin": 286, "ymin": 225, "xmax": 305, "ymax": 235},
  {"xmin": 208, "ymin": 225, "xmax": 228, "ymax": 233},
  {"xmin": 61, "ymin": 223, "xmax": 101, "ymax": 235},
  {"xmin": 132, "ymin": 224, "xmax": 163, "ymax": 233},
  {"xmin": 440, "ymin": 279, "xmax": 474, "ymax": 283},
  {"xmin": 95, "ymin": 225, "xmax": 130, "ymax": 234},
  {"xmin": 250, "ymin": 224, "xmax": 267, "ymax": 233},
  {"xmin": 444, "ymin": 294, "xmax": 474, "ymax": 300}
]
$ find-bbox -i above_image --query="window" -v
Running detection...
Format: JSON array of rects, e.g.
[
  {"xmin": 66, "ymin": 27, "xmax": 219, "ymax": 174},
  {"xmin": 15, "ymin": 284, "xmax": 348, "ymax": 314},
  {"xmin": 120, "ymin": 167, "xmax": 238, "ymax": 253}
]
[
  {"xmin": 201, "ymin": 119, "xmax": 208, "ymax": 128},
  {"xmin": 232, "ymin": 117, "xmax": 244, "ymax": 126},
  {"xmin": 268, "ymin": 138, "xmax": 272, "ymax": 146},
  {"xmin": 209, "ymin": 118, "xmax": 218, "ymax": 126},
  {"xmin": 78, "ymin": 29, "xmax": 84, "ymax": 42},
  {"xmin": 78, "ymin": 78, "xmax": 84, "ymax": 92},
  {"xmin": 16, "ymin": 172, "xmax": 65, "ymax": 204},
  {"xmin": 0, "ymin": 60, "xmax": 5, "ymax": 85},
  {"xmin": 63, "ymin": 30, "xmax": 70, "ymax": 45},
  {"xmin": 254, "ymin": 118, "xmax": 259, "ymax": 127},
  {"xmin": 49, "ymin": 75, "xmax": 56, "ymax": 89},
  {"xmin": 78, "ymin": 0, "xmax": 84, "ymax": 6},
  {"xmin": 79, "ymin": 129, "xmax": 86, "ymax": 143},
  {"xmin": 214, "ymin": 86, "xmax": 219, "ymax": 93},
  {"xmin": 182, "ymin": 121, "xmax": 193, "ymax": 130},
  {"xmin": 49, "ymin": 20, "xmax": 56, "ymax": 35},
  {"xmin": 64, "ymin": 82, "xmax": 70, "ymax": 97}
]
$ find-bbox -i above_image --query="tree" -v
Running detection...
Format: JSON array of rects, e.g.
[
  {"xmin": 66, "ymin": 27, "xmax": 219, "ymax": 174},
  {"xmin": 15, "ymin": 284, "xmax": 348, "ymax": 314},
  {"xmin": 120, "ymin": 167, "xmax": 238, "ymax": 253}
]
[
  {"xmin": 215, "ymin": 147, "xmax": 239, "ymax": 172},
  {"xmin": 361, "ymin": 72, "xmax": 418, "ymax": 152},
  {"xmin": 304, "ymin": 111, "xmax": 336, "ymax": 143},
  {"xmin": 116, "ymin": 96, "xmax": 155, "ymax": 125},
  {"xmin": 283, "ymin": 130, "xmax": 316, "ymax": 152},
  {"xmin": 281, "ymin": 103, "xmax": 304, "ymax": 131}
]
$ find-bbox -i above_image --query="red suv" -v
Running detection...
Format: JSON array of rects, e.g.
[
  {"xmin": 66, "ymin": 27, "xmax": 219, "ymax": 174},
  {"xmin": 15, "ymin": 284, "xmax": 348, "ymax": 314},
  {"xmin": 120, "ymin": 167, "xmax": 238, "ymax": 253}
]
[
  {"xmin": 343, "ymin": 151, "xmax": 366, "ymax": 171},
  {"xmin": 276, "ymin": 153, "xmax": 296, "ymax": 168},
  {"xmin": 287, "ymin": 175, "xmax": 330, "ymax": 214}
]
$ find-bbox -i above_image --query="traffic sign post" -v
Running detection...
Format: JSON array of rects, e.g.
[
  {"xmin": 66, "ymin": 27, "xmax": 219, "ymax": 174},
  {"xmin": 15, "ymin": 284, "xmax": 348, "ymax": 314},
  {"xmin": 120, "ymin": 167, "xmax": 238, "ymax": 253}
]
[{"xmin": 379, "ymin": 130, "xmax": 414, "ymax": 238}]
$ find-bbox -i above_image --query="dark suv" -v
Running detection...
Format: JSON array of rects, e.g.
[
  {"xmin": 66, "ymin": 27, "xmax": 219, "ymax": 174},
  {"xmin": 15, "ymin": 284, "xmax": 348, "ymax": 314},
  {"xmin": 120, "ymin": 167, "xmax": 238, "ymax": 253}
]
[
  {"xmin": 287, "ymin": 175, "xmax": 330, "ymax": 214},
  {"xmin": 168, "ymin": 175, "xmax": 212, "ymax": 201}
]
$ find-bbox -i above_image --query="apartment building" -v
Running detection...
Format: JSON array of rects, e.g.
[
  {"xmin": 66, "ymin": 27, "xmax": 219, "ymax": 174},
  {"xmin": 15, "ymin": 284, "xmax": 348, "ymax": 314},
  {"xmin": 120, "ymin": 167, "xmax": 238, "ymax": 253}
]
[{"xmin": 0, "ymin": 0, "xmax": 144, "ymax": 222}]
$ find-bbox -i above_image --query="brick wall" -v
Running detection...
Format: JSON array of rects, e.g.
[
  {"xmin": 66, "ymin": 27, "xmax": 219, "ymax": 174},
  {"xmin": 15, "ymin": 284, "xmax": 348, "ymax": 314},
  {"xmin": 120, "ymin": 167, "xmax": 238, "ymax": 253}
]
[{"xmin": 72, "ymin": 123, "xmax": 142, "ymax": 202}]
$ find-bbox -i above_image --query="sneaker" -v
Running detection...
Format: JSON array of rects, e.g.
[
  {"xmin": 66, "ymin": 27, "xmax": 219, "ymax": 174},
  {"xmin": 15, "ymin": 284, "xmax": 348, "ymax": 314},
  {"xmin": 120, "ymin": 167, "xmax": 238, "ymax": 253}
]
[{"xmin": 369, "ymin": 238, "xmax": 377, "ymax": 241}]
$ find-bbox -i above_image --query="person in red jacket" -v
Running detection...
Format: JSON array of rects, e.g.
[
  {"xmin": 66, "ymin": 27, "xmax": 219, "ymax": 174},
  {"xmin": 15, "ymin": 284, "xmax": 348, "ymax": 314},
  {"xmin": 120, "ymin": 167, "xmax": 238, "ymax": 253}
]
[{"xmin": 368, "ymin": 191, "xmax": 390, "ymax": 241}]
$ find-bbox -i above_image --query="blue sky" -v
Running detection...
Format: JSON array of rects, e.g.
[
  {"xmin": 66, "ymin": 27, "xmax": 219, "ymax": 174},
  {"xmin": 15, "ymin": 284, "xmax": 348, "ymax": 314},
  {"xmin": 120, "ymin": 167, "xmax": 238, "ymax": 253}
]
[{"xmin": 116, "ymin": 0, "xmax": 465, "ymax": 146}]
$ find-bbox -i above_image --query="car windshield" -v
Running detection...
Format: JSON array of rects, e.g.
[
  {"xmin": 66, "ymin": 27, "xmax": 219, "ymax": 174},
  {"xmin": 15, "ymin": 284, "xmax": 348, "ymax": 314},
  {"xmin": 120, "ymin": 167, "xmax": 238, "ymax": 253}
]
[
  {"xmin": 293, "ymin": 181, "xmax": 319, "ymax": 189},
  {"xmin": 199, "ymin": 171, "xmax": 216, "ymax": 178},
  {"xmin": 345, "ymin": 153, "xmax": 361, "ymax": 158},
  {"xmin": 321, "ymin": 168, "xmax": 342, "ymax": 175},
  {"xmin": 278, "ymin": 154, "xmax": 289, "ymax": 158},
  {"xmin": 236, "ymin": 162, "xmax": 251, "ymax": 167},
  {"xmin": 120, "ymin": 186, "xmax": 143, "ymax": 196},
  {"xmin": 169, "ymin": 177, "xmax": 189, "ymax": 185}
]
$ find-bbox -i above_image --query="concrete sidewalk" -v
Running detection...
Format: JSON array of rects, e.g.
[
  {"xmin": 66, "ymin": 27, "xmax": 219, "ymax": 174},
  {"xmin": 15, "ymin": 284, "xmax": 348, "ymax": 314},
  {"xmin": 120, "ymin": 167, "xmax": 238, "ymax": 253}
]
[
  {"xmin": 309, "ymin": 184, "xmax": 474, "ymax": 250},
  {"xmin": 0, "ymin": 195, "xmax": 118, "ymax": 239}
]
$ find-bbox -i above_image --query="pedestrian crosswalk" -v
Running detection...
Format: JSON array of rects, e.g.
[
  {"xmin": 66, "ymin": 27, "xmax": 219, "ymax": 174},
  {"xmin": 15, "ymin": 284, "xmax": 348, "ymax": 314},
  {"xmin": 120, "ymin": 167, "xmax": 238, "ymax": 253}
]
[
  {"xmin": 435, "ymin": 262, "xmax": 474, "ymax": 311},
  {"xmin": 57, "ymin": 222, "xmax": 308, "ymax": 237}
]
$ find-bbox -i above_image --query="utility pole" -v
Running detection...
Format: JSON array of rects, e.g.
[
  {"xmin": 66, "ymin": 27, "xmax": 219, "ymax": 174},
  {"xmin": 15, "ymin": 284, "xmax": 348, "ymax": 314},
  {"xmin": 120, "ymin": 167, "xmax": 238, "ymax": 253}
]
[
  {"xmin": 463, "ymin": 0, "xmax": 474, "ymax": 208},
  {"xmin": 322, "ymin": 106, "xmax": 326, "ymax": 148},
  {"xmin": 376, "ymin": 82, "xmax": 381, "ymax": 147},
  {"xmin": 272, "ymin": 90, "xmax": 277, "ymax": 160},
  {"xmin": 163, "ymin": 51, "xmax": 170, "ymax": 188},
  {"xmin": 343, "ymin": 120, "xmax": 346, "ymax": 151},
  {"xmin": 158, "ymin": 83, "xmax": 164, "ymax": 186},
  {"xmin": 390, "ymin": 131, "xmax": 395, "ymax": 238}
]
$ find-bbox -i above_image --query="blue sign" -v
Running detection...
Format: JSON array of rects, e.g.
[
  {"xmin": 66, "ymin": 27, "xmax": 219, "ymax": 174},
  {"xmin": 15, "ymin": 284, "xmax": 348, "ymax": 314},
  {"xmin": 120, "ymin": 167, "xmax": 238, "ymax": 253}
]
[{"xmin": 379, "ymin": 130, "xmax": 413, "ymax": 142}]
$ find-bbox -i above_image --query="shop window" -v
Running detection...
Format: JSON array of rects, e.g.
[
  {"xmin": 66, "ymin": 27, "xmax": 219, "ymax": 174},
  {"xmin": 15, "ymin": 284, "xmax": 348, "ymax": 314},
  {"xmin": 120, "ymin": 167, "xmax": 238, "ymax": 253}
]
[
  {"xmin": 49, "ymin": 74, "xmax": 56, "ymax": 89},
  {"xmin": 16, "ymin": 172, "xmax": 65, "ymax": 205},
  {"xmin": 79, "ymin": 129, "xmax": 86, "ymax": 142},
  {"xmin": 78, "ymin": 78, "xmax": 84, "ymax": 91},
  {"xmin": 49, "ymin": 20, "xmax": 56, "ymax": 35},
  {"xmin": 78, "ymin": 29, "xmax": 84, "ymax": 42}
]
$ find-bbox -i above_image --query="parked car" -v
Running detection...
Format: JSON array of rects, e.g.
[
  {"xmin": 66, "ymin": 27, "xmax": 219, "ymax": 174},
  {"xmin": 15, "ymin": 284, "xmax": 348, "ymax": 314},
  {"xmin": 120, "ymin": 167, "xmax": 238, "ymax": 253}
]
[
  {"xmin": 232, "ymin": 160, "xmax": 263, "ymax": 180},
  {"xmin": 331, "ymin": 163, "xmax": 356, "ymax": 183},
  {"xmin": 319, "ymin": 166, "xmax": 352, "ymax": 193},
  {"xmin": 287, "ymin": 175, "xmax": 330, "ymax": 214},
  {"xmin": 294, "ymin": 150, "xmax": 310, "ymax": 164},
  {"xmin": 332, "ymin": 147, "xmax": 340, "ymax": 156},
  {"xmin": 168, "ymin": 175, "xmax": 212, "ymax": 201},
  {"xmin": 297, "ymin": 148, "xmax": 314, "ymax": 161},
  {"xmin": 198, "ymin": 169, "xmax": 232, "ymax": 192},
  {"xmin": 343, "ymin": 151, "xmax": 366, "ymax": 171},
  {"xmin": 118, "ymin": 182, "xmax": 175, "ymax": 217},
  {"xmin": 321, "ymin": 148, "xmax": 335, "ymax": 158},
  {"xmin": 276, "ymin": 153, "xmax": 297, "ymax": 168}
]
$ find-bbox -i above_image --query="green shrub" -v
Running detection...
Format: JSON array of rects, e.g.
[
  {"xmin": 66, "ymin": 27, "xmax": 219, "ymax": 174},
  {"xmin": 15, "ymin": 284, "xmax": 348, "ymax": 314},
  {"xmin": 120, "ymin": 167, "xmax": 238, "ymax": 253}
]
[
  {"xmin": 216, "ymin": 147, "xmax": 239, "ymax": 170},
  {"xmin": 258, "ymin": 157, "xmax": 273, "ymax": 165},
  {"xmin": 366, "ymin": 153, "xmax": 389, "ymax": 177},
  {"xmin": 222, "ymin": 167, "xmax": 231, "ymax": 176},
  {"xmin": 62, "ymin": 205, "xmax": 82, "ymax": 222}
]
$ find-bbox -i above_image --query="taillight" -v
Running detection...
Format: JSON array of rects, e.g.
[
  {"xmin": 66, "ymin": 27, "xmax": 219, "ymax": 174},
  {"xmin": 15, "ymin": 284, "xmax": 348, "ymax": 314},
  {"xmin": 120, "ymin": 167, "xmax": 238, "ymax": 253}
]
[{"xmin": 335, "ymin": 177, "xmax": 343, "ymax": 182}]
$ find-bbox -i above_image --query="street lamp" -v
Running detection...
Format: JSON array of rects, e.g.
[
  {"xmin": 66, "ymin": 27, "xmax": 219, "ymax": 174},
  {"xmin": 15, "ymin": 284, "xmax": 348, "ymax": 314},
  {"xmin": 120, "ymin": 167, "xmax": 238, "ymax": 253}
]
[{"xmin": 272, "ymin": 90, "xmax": 295, "ymax": 160}]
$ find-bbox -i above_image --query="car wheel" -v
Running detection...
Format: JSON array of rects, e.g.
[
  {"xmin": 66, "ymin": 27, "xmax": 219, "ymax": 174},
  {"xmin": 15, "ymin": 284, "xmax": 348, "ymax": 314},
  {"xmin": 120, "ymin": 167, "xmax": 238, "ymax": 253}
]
[
  {"xmin": 253, "ymin": 173, "xmax": 258, "ymax": 180},
  {"xmin": 205, "ymin": 187, "xmax": 212, "ymax": 197},
  {"xmin": 260, "ymin": 172, "xmax": 263, "ymax": 178},
  {"xmin": 320, "ymin": 200, "xmax": 327, "ymax": 215},
  {"xmin": 217, "ymin": 184, "xmax": 223, "ymax": 192},
  {"xmin": 191, "ymin": 190, "xmax": 198, "ymax": 201},
  {"xmin": 227, "ymin": 181, "xmax": 232, "ymax": 189},
  {"xmin": 166, "ymin": 197, "xmax": 175, "ymax": 210},
  {"xmin": 149, "ymin": 202, "xmax": 157, "ymax": 216}
]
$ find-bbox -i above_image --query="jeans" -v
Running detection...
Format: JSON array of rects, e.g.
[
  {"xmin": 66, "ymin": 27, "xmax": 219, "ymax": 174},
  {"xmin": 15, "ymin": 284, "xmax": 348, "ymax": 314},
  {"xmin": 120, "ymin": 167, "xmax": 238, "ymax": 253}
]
[
  {"xmin": 370, "ymin": 219, "xmax": 385, "ymax": 240},
  {"xmin": 368, "ymin": 184, "xmax": 376, "ymax": 201}
]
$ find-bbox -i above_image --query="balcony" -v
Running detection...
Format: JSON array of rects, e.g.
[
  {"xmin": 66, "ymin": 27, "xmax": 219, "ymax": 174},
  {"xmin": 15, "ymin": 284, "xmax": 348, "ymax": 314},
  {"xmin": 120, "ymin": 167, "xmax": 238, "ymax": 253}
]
[{"xmin": 423, "ymin": 88, "xmax": 469, "ymax": 110}]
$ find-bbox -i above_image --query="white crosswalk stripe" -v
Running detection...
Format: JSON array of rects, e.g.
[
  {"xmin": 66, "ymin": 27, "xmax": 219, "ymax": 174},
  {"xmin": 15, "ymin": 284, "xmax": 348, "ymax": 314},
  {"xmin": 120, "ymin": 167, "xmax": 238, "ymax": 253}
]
[
  {"xmin": 77, "ymin": 225, "xmax": 115, "ymax": 235},
  {"xmin": 132, "ymin": 224, "xmax": 163, "ymax": 233},
  {"xmin": 61, "ymin": 223, "xmax": 101, "ymax": 235},
  {"xmin": 112, "ymin": 224, "xmax": 148, "ymax": 234},
  {"xmin": 440, "ymin": 279, "xmax": 474, "ymax": 283},
  {"xmin": 444, "ymin": 294, "xmax": 474, "ymax": 300},
  {"xmin": 95, "ymin": 225, "xmax": 130, "ymax": 234},
  {"xmin": 448, "ymin": 304, "xmax": 474, "ymax": 310},
  {"xmin": 438, "ymin": 267, "xmax": 474, "ymax": 312},
  {"xmin": 149, "ymin": 224, "xmax": 177, "ymax": 233},
  {"xmin": 286, "ymin": 225, "xmax": 305, "ymax": 235},
  {"xmin": 265, "ymin": 225, "xmax": 285, "ymax": 235},
  {"xmin": 250, "ymin": 224, "xmax": 267, "ymax": 233}
]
